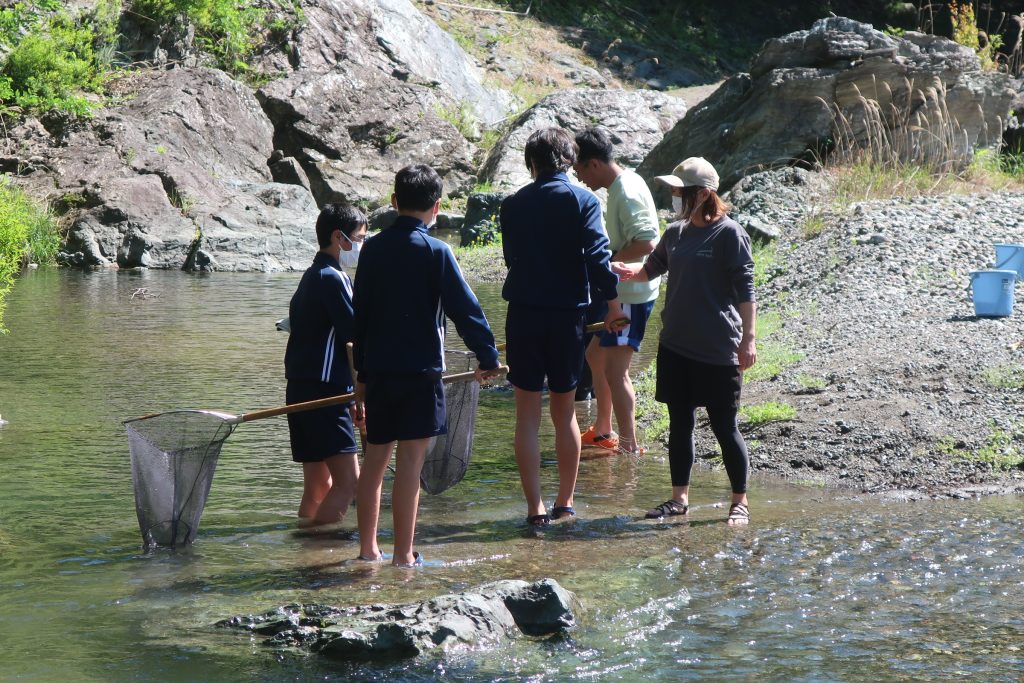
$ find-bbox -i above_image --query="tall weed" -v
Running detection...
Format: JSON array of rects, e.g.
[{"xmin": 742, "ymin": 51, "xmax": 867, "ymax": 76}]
[{"xmin": 0, "ymin": 179, "xmax": 60, "ymax": 331}]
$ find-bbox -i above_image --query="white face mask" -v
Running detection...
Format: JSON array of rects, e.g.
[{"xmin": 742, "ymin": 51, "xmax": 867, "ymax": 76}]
[
  {"xmin": 671, "ymin": 195, "xmax": 684, "ymax": 216},
  {"xmin": 338, "ymin": 232, "xmax": 362, "ymax": 268}
]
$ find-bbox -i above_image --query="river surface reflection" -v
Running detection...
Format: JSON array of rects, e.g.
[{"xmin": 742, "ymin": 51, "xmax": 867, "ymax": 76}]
[{"xmin": 0, "ymin": 269, "xmax": 1021, "ymax": 681}]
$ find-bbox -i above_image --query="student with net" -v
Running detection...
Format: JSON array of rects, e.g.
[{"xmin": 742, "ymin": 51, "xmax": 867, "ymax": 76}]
[
  {"xmin": 352, "ymin": 164, "xmax": 502, "ymax": 567},
  {"xmin": 284, "ymin": 204, "xmax": 367, "ymax": 527}
]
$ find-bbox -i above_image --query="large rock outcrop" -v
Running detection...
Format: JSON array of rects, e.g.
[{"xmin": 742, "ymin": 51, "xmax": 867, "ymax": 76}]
[
  {"xmin": 12, "ymin": 68, "xmax": 321, "ymax": 271},
  {"xmin": 638, "ymin": 17, "xmax": 1020, "ymax": 190},
  {"xmin": 218, "ymin": 579, "xmax": 579, "ymax": 661},
  {"xmin": 256, "ymin": 0, "xmax": 515, "ymax": 208},
  {"xmin": 479, "ymin": 89, "xmax": 688, "ymax": 191}
]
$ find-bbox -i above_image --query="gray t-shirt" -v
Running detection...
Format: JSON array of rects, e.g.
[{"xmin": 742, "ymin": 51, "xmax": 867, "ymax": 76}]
[{"xmin": 643, "ymin": 216, "xmax": 755, "ymax": 366}]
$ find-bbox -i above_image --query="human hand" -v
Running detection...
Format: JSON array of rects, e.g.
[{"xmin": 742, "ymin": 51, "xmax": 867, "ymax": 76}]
[
  {"xmin": 475, "ymin": 364, "xmax": 507, "ymax": 383},
  {"xmin": 353, "ymin": 381, "xmax": 366, "ymax": 423},
  {"xmin": 348, "ymin": 403, "xmax": 366, "ymax": 429},
  {"xmin": 738, "ymin": 337, "xmax": 757, "ymax": 371},
  {"xmin": 604, "ymin": 301, "xmax": 627, "ymax": 333},
  {"xmin": 611, "ymin": 261, "xmax": 637, "ymax": 280}
]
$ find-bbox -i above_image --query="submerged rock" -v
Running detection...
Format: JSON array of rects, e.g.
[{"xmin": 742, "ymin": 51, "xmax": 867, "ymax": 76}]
[{"xmin": 218, "ymin": 578, "xmax": 579, "ymax": 661}]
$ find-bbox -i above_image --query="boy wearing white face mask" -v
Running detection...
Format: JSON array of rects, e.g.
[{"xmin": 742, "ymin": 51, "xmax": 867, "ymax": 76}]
[{"xmin": 284, "ymin": 204, "xmax": 368, "ymax": 527}]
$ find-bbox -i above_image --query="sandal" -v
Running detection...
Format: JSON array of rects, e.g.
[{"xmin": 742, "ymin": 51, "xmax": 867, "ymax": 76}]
[
  {"xmin": 727, "ymin": 503, "xmax": 750, "ymax": 525},
  {"xmin": 644, "ymin": 499, "xmax": 688, "ymax": 519},
  {"xmin": 551, "ymin": 505, "xmax": 576, "ymax": 520},
  {"xmin": 394, "ymin": 552, "xmax": 424, "ymax": 568},
  {"xmin": 526, "ymin": 513, "xmax": 550, "ymax": 527}
]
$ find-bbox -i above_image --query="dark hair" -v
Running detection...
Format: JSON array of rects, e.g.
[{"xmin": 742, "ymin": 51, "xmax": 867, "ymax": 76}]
[
  {"xmin": 524, "ymin": 127, "xmax": 577, "ymax": 175},
  {"xmin": 315, "ymin": 204, "xmax": 367, "ymax": 248},
  {"xmin": 394, "ymin": 164, "xmax": 443, "ymax": 212},
  {"xmin": 575, "ymin": 127, "xmax": 614, "ymax": 164}
]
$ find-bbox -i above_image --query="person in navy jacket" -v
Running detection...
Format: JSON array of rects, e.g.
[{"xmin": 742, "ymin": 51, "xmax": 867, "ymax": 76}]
[
  {"xmin": 284, "ymin": 204, "xmax": 367, "ymax": 527},
  {"xmin": 500, "ymin": 127, "xmax": 625, "ymax": 527},
  {"xmin": 352, "ymin": 164, "xmax": 502, "ymax": 567}
]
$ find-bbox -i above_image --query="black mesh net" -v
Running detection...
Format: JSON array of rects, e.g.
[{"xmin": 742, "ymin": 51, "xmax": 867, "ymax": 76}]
[
  {"xmin": 420, "ymin": 350, "xmax": 480, "ymax": 495},
  {"xmin": 125, "ymin": 410, "xmax": 236, "ymax": 548}
]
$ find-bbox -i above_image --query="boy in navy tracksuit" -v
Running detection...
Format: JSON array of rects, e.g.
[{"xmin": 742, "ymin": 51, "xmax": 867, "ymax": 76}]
[
  {"xmin": 352, "ymin": 164, "xmax": 501, "ymax": 567},
  {"xmin": 285, "ymin": 204, "xmax": 368, "ymax": 526},
  {"xmin": 500, "ymin": 127, "xmax": 623, "ymax": 527}
]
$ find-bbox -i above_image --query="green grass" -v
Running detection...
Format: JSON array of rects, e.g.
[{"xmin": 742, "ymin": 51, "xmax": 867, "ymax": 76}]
[
  {"xmin": 982, "ymin": 364, "xmax": 1024, "ymax": 390},
  {"xmin": 0, "ymin": 179, "xmax": 61, "ymax": 331},
  {"xmin": 740, "ymin": 401, "xmax": 796, "ymax": 426},
  {"xmin": 633, "ymin": 362, "xmax": 669, "ymax": 442},
  {"xmin": 752, "ymin": 239, "xmax": 783, "ymax": 289},
  {"xmin": 937, "ymin": 421, "xmax": 1024, "ymax": 471},
  {"xmin": 795, "ymin": 373, "xmax": 826, "ymax": 391}
]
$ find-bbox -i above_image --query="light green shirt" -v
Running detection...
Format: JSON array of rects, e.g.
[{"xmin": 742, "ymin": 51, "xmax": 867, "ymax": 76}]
[{"xmin": 605, "ymin": 170, "xmax": 661, "ymax": 304}]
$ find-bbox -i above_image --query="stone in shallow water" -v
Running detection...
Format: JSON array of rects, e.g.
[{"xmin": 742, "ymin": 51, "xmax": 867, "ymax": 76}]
[{"xmin": 217, "ymin": 578, "xmax": 578, "ymax": 661}]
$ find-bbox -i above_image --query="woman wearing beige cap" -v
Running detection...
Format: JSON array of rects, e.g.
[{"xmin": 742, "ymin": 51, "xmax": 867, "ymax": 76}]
[{"xmin": 612, "ymin": 157, "xmax": 757, "ymax": 525}]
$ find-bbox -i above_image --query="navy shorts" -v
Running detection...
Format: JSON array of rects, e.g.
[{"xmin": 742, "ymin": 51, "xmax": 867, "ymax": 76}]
[
  {"xmin": 286, "ymin": 380, "xmax": 359, "ymax": 463},
  {"xmin": 364, "ymin": 373, "xmax": 446, "ymax": 444},
  {"xmin": 587, "ymin": 299, "xmax": 656, "ymax": 352},
  {"xmin": 505, "ymin": 303, "xmax": 586, "ymax": 393}
]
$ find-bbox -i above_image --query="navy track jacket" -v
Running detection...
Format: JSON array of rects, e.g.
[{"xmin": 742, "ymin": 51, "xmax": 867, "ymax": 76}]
[
  {"xmin": 500, "ymin": 171, "xmax": 619, "ymax": 309},
  {"xmin": 284, "ymin": 252, "xmax": 354, "ymax": 388},
  {"xmin": 352, "ymin": 216, "xmax": 499, "ymax": 380}
]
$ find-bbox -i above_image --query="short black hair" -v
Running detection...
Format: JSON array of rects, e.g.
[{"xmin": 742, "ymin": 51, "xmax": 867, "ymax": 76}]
[
  {"xmin": 315, "ymin": 204, "xmax": 367, "ymax": 248},
  {"xmin": 394, "ymin": 164, "xmax": 443, "ymax": 212},
  {"xmin": 575, "ymin": 127, "xmax": 614, "ymax": 164},
  {"xmin": 524, "ymin": 127, "xmax": 577, "ymax": 175}
]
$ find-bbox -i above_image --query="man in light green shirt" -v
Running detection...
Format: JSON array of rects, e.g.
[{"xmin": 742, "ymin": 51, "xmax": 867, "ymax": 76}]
[{"xmin": 573, "ymin": 128, "xmax": 661, "ymax": 454}]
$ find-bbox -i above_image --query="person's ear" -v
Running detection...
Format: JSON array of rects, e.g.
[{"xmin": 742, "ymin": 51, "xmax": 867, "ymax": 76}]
[{"xmin": 390, "ymin": 193, "xmax": 398, "ymax": 210}]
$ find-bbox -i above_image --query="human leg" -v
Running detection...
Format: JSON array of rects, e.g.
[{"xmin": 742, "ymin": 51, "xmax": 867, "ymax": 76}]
[
  {"xmin": 664, "ymin": 401, "xmax": 697, "ymax": 506},
  {"xmin": 706, "ymin": 403, "xmax": 750, "ymax": 525},
  {"xmin": 584, "ymin": 339, "xmax": 614, "ymax": 437},
  {"xmin": 391, "ymin": 437, "xmax": 430, "ymax": 566},
  {"xmin": 548, "ymin": 389, "xmax": 581, "ymax": 509},
  {"xmin": 356, "ymin": 441, "xmax": 394, "ymax": 560},
  {"xmin": 308, "ymin": 452, "xmax": 360, "ymax": 525},
  {"xmin": 513, "ymin": 388, "xmax": 545, "ymax": 518},
  {"xmin": 299, "ymin": 461, "xmax": 331, "ymax": 519},
  {"xmin": 603, "ymin": 345, "xmax": 638, "ymax": 450}
]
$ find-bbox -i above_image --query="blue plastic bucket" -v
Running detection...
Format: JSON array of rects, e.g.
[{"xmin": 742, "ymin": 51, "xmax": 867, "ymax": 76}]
[
  {"xmin": 969, "ymin": 269, "xmax": 1017, "ymax": 317},
  {"xmin": 994, "ymin": 243, "xmax": 1024, "ymax": 277}
]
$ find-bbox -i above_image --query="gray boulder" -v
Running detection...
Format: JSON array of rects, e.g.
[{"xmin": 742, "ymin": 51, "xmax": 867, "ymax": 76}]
[
  {"xmin": 638, "ymin": 17, "xmax": 1020, "ymax": 191},
  {"xmin": 218, "ymin": 578, "xmax": 579, "ymax": 661},
  {"xmin": 461, "ymin": 191, "xmax": 511, "ymax": 246},
  {"xmin": 479, "ymin": 89, "xmax": 688, "ymax": 191}
]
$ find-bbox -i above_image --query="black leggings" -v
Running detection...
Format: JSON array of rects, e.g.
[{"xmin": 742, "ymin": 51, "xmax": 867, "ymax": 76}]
[{"xmin": 666, "ymin": 402, "xmax": 748, "ymax": 494}]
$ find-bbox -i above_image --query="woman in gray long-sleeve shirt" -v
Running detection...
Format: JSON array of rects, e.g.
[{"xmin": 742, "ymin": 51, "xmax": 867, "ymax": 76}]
[{"xmin": 612, "ymin": 157, "xmax": 757, "ymax": 526}]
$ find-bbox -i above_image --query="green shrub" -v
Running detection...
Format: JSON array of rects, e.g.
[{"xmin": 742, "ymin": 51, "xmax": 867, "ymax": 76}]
[
  {"xmin": 129, "ymin": 0, "xmax": 288, "ymax": 73},
  {"xmin": 0, "ymin": 179, "xmax": 60, "ymax": 331},
  {"xmin": 0, "ymin": 9, "xmax": 107, "ymax": 116}
]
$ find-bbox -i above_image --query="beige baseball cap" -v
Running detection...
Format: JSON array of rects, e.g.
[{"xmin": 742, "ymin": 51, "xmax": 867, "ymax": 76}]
[{"xmin": 654, "ymin": 157, "xmax": 720, "ymax": 191}]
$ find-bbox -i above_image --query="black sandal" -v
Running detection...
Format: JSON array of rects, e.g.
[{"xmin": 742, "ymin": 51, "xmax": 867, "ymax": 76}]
[
  {"xmin": 526, "ymin": 513, "xmax": 550, "ymax": 527},
  {"xmin": 727, "ymin": 503, "xmax": 750, "ymax": 525},
  {"xmin": 644, "ymin": 499, "xmax": 688, "ymax": 519}
]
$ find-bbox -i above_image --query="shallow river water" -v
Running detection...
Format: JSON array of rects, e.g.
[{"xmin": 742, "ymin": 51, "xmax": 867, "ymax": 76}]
[{"xmin": 1, "ymin": 268, "xmax": 1022, "ymax": 681}]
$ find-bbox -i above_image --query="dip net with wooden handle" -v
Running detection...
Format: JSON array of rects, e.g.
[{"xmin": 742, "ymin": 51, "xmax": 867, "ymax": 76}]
[
  {"xmin": 125, "ymin": 410, "xmax": 236, "ymax": 548},
  {"xmin": 124, "ymin": 392, "xmax": 354, "ymax": 549}
]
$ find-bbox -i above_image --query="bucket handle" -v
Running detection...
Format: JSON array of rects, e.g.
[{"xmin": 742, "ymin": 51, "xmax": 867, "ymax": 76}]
[{"xmin": 994, "ymin": 245, "xmax": 1023, "ymax": 270}]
